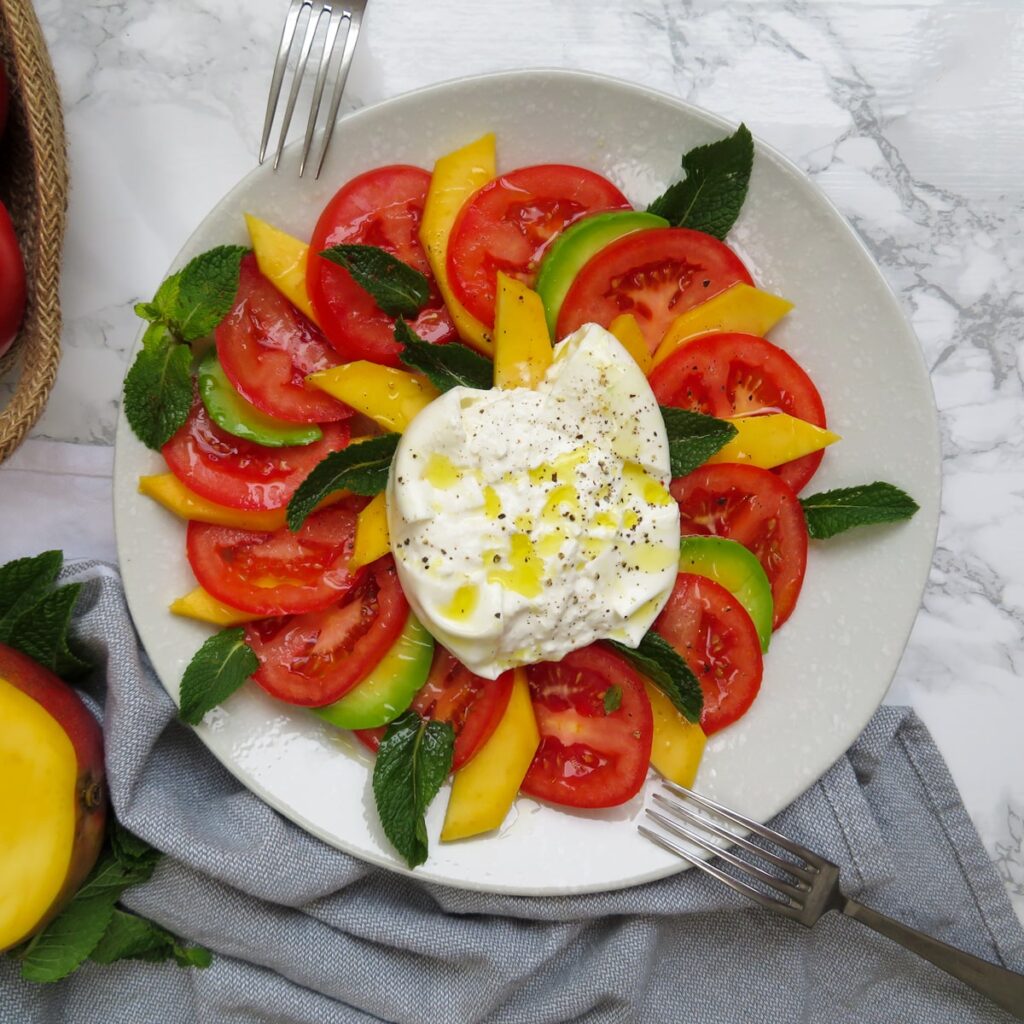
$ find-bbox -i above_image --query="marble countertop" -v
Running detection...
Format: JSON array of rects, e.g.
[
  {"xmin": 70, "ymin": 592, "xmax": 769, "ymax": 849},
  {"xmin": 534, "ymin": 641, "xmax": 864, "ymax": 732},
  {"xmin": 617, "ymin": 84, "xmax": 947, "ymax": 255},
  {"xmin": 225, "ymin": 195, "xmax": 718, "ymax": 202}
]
[{"xmin": 2, "ymin": 0, "xmax": 1022, "ymax": 921}]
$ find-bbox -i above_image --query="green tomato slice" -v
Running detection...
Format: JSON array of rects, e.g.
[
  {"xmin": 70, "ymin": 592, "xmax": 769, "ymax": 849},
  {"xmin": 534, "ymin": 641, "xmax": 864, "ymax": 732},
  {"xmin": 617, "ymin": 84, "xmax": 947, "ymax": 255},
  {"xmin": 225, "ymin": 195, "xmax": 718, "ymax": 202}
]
[
  {"xmin": 313, "ymin": 612, "xmax": 434, "ymax": 730},
  {"xmin": 535, "ymin": 210, "xmax": 669, "ymax": 336},
  {"xmin": 198, "ymin": 349, "xmax": 323, "ymax": 447},
  {"xmin": 678, "ymin": 536, "xmax": 774, "ymax": 652}
]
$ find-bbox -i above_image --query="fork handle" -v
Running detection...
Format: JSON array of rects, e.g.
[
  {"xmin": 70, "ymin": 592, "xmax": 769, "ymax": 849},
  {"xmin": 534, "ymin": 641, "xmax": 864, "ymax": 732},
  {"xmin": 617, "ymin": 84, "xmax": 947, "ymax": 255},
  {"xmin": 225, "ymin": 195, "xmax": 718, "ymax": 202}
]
[{"xmin": 842, "ymin": 898, "xmax": 1024, "ymax": 1018}]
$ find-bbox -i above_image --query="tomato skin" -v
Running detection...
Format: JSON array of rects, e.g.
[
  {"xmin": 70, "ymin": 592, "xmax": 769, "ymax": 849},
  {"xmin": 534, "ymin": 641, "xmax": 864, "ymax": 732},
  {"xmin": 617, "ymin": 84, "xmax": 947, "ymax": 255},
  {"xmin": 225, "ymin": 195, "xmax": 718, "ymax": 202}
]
[
  {"xmin": 0, "ymin": 201, "xmax": 26, "ymax": 358},
  {"xmin": 447, "ymin": 164, "xmax": 631, "ymax": 328},
  {"xmin": 216, "ymin": 254, "xmax": 350, "ymax": 424},
  {"xmin": 246, "ymin": 557, "xmax": 409, "ymax": 707},
  {"xmin": 186, "ymin": 500, "xmax": 366, "ymax": 616},
  {"xmin": 520, "ymin": 646, "xmax": 653, "ymax": 809},
  {"xmin": 653, "ymin": 573, "xmax": 763, "ymax": 734},
  {"xmin": 650, "ymin": 332, "xmax": 827, "ymax": 493},
  {"xmin": 0, "ymin": 62, "xmax": 8, "ymax": 139},
  {"xmin": 162, "ymin": 397, "xmax": 351, "ymax": 511},
  {"xmin": 671, "ymin": 463, "xmax": 808, "ymax": 630},
  {"xmin": 355, "ymin": 648, "xmax": 515, "ymax": 772},
  {"xmin": 307, "ymin": 165, "xmax": 455, "ymax": 367},
  {"xmin": 556, "ymin": 227, "xmax": 753, "ymax": 351}
]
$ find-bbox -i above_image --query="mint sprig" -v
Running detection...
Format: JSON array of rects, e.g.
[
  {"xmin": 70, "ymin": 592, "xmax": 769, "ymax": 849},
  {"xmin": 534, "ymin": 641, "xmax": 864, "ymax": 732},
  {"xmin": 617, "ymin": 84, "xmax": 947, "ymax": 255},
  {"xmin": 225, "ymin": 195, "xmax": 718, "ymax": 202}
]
[
  {"xmin": 90, "ymin": 910, "xmax": 212, "ymax": 969},
  {"xmin": 660, "ymin": 406, "xmax": 737, "ymax": 477},
  {"xmin": 395, "ymin": 318, "xmax": 493, "ymax": 392},
  {"xmin": 178, "ymin": 626, "xmax": 259, "ymax": 725},
  {"xmin": 609, "ymin": 632, "xmax": 703, "ymax": 724},
  {"xmin": 647, "ymin": 124, "xmax": 754, "ymax": 239},
  {"xmin": 0, "ymin": 549, "xmax": 62, "ymax": 641},
  {"xmin": 125, "ymin": 245, "xmax": 248, "ymax": 450},
  {"xmin": 800, "ymin": 482, "xmax": 919, "ymax": 540},
  {"xmin": 320, "ymin": 244, "xmax": 431, "ymax": 318},
  {"xmin": 287, "ymin": 433, "xmax": 400, "ymax": 532},
  {"xmin": 372, "ymin": 710, "xmax": 454, "ymax": 868}
]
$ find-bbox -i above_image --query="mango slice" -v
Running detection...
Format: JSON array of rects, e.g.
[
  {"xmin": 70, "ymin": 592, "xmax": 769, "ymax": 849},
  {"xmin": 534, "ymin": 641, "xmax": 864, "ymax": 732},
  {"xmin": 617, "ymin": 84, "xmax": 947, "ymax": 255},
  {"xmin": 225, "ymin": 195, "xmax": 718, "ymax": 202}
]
[
  {"xmin": 493, "ymin": 273, "xmax": 552, "ymax": 389},
  {"xmin": 307, "ymin": 363, "xmax": 439, "ymax": 434},
  {"xmin": 709, "ymin": 413, "xmax": 840, "ymax": 469},
  {"xmin": 350, "ymin": 492, "xmax": 391, "ymax": 569},
  {"xmin": 139, "ymin": 474, "xmax": 288, "ymax": 531},
  {"xmin": 245, "ymin": 214, "xmax": 319, "ymax": 325},
  {"xmin": 420, "ymin": 134, "xmax": 496, "ymax": 355},
  {"xmin": 170, "ymin": 587, "xmax": 262, "ymax": 627},
  {"xmin": 652, "ymin": 283, "xmax": 793, "ymax": 369},
  {"xmin": 608, "ymin": 313, "xmax": 653, "ymax": 375},
  {"xmin": 441, "ymin": 669, "xmax": 539, "ymax": 841},
  {"xmin": 644, "ymin": 680, "xmax": 706, "ymax": 787}
]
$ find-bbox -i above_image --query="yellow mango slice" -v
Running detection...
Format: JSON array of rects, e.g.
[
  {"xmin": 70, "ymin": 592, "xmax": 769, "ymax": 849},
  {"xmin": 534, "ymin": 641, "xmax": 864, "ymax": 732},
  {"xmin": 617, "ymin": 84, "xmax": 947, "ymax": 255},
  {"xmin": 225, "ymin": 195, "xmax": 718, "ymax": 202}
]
[
  {"xmin": 652, "ymin": 283, "xmax": 793, "ymax": 369},
  {"xmin": 420, "ymin": 134, "xmax": 495, "ymax": 355},
  {"xmin": 139, "ymin": 474, "xmax": 288, "ymax": 531},
  {"xmin": 170, "ymin": 587, "xmax": 262, "ymax": 627},
  {"xmin": 709, "ymin": 413, "xmax": 840, "ymax": 469},
  {"xmin": 608, "ymin": 313, "xmax": 653, "ymax": 375},
  {"xmin": 245, "ymin": 214, "xmax": 319, "ymax": 325},
  {"xmin": 644, "ymin": 681, "xmax": 706, "ymax": 787},
  {"xmin": 350, "ymin": 492, "xmax": 391, "ymax": 569},
  {"xmin": 441, "ymin": 669, "xmax": 540, "ymax": 841},
  {"xmin": 307, "ymin": 362, "xmax": 439, "ymax": 434},
  {"xmin": 493, "ymin": 273, "xmax": 552, "ymax": 389}
]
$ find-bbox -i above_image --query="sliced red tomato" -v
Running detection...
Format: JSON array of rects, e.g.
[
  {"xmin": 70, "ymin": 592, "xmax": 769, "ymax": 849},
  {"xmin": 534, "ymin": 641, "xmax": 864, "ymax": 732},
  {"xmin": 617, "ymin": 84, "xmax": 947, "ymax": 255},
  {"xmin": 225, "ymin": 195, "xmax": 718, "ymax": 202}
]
[
  {"xmin": 0, "ymin": 201, "xmax": 26, "ymax": 358},
  {"xmin": 307, "ymin": 165, "xmax": 455, "ymax": 367},
  {"xmin": 520, "ymin": 646, "xmax": 652, "ymax": 809},
  {"xmin": 246, "ymin": 556, "xmax": 408, "ymax": 706},
  {"xmin": 447, "ymin": 164, "xmax": 631, "ymax": 327},
  {"xmin": 671, "ymin": 463, "xmax": 808, "ymax": 629},
  {"xmin": 186, "ymin": 499, "xmax": 367, "ymax": 616},
  {"xmin": 650, "ymin": 332, "xmax": 827, "ymax": 493},
  {"xmin": 216, "ymin": 254, "xmax": 350, "ymax": 424},
  {"xmin": 653, "ymin": 573, "xmax": 763, "ymax": 734},
  {"xmin": 557, "ymin": 227, "xmax": 752, "ymax": 352},
  {"xmin": 355, "ymin": 648, "xmax": 515, "ymax": 772},
  {"xmin": 162, "ymin": 396, "xmax": 351, "ymax": 511}
]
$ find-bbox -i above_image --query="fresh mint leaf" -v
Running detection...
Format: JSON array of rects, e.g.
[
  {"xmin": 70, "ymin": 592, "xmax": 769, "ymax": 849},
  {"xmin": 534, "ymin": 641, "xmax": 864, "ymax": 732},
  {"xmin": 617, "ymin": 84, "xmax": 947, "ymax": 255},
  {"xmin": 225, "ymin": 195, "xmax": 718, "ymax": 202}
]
[
  {"xmin": 373, "ymin": 710, "xmax": 454, "ymax": 868},
  {"xmin": 90, "ymin": 910, "xmax": 211, "ymax": 969},
  {"xmin": 801, "ymin": 482, "xmax": 919, "ymax": 540},
  {"xmin": 149, "ymin": 270, "xmax": 183, "ymax": 324},
  {"xmin": 123, "ymin": 323, "xmax": 194, "ymax": 450},
  {"xmin": 179, "ymin": 627, "xmax": 258, "ymax": 725},
  {"xmin": 603, "ymin": 684, "xmax": 623, "ymax": 714},
  {"xmin": 5, "ymin": 583, "xmax": 89, "ymax": 677},
  {"xmin": 395, "ymin": 318, "xmax": 492, "ymax": 392},
  {"xmin": 321, "ymin": 244, "xmax": 431, "ymax": 318},
  {"xmin": 609, "ymin": 632, "xmax": 703, "ymax": 723},
  {"xmin": 109, "ymin": 818, "xmax": 162, "ymax": 875},
  {"xmin": 647, "ymin": 124, "xmax": 754, "ymax": 239},
  {"xmin": 0, "ymin": 550, "xmax": 62, "ymax": 641},
  {"xmin": 660, "ymin": 406, "xmax": 737, "ymax": 477},
  {"xmin": 173, "ymin": 246, "xmax": 248, "ymax": 342},
  {"xmin": 286, "ymin": 434, "xmax": 400, "ymax": 531}
]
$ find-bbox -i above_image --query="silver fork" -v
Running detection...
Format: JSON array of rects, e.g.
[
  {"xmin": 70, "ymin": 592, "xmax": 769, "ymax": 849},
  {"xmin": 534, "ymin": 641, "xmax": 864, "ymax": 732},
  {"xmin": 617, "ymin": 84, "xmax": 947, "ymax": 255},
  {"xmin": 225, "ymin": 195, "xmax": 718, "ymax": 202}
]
[
  {"xmin": 259, "ymin": 0, "xmax": 367, "ymax": 179},
  {"xmin": 641, "ymin": 782, "xmax": 1024, "ymax": 1018}
]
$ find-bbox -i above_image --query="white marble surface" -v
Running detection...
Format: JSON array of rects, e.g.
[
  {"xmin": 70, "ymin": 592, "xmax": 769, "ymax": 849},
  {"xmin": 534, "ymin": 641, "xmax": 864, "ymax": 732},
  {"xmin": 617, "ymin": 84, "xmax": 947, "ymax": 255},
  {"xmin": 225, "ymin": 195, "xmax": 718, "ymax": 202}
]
[{"xmin": 1, "ymin": 0, "xmax": 1022, "ymax": 918}]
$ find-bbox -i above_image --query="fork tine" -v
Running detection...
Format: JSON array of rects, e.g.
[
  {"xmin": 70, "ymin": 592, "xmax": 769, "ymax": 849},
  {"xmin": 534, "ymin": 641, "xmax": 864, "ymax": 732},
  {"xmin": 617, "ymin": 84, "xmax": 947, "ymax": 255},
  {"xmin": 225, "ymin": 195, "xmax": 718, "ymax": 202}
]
[
  {"xmin": 651, "ymin": 792, "xmax": 816, "ymax": 884},
  {"xmin": 646, "ymin": 808, "xmax": 807, "ymax": 903},
  {"xmin": 273, "ymin": 1, "xmax": 326, "ymax": 171},
  {"xmin": 663, "ymin": 781, "xmax": 828, "ymax": 869},
  {"xmin": 639, "ymin": 825, "xmax": 802, "ymax": 920},
  {"xmin": 298, "ymin": 4, "xmax": 346, "ymax": 177},
  {"xmin": 312, "ymin": 5, "xmax": 364, "ymax": 179},
  {"xmin": 260, "ymin": 0, "xmax": 307, "ymax": 164}
]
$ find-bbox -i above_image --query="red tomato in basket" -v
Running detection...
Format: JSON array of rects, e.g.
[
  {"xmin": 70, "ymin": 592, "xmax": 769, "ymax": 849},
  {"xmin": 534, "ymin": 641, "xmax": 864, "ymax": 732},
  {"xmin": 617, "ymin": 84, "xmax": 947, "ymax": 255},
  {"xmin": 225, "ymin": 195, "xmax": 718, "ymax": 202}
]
[
  {"xmin": 0, "ymin": 62, "xmax": 9, "ymax": 139},
  {"xmin": 0, "ymin": 201, "xmax": 26, "ymax": 357}
]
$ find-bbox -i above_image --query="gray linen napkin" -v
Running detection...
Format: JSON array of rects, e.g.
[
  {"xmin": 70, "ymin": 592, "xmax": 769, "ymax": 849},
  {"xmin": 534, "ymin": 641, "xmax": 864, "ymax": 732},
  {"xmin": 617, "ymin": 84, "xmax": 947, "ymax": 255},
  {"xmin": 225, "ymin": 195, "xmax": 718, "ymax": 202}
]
[{"xmin": 3, "ymin": 561, "xmax": 1022, "ymax": 1023}]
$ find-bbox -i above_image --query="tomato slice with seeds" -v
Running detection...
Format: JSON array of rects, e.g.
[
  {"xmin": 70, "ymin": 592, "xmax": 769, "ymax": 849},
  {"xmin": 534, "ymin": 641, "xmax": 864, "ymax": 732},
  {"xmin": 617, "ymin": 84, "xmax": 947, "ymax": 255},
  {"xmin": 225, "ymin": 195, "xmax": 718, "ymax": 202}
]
[
  {"xmin": 162, "ymin": 396, "xmax": 351, "ymax": 511},
  {"xmin": 216, "ymin": 254, "xmax": 350, "ymax": 424},
  {"xmin": 246, "ymin": 557, "xmax": 408, "ymax": 707},
  {"xmin": 671, "ymin": 463, "xmax": 808, "ymax": 630},
  {"xmin": 186, "ymin": 499, "xmax": 367, "ymax": 616},
  {"xmin": 653, "ymin": 573, "xmax": 763, "ymax": 734},
  {"xmin": 650, "ymin": 332, "xmax": 828, "ymax": 493},
  {"xmin": 447, "ymin": 164, "xmax": 631, "ymax": 328},
  {"xmin": 307, "ymin": 165, "xmax": 455, "ymax": 367},
  {"xmin": 520, "ymin": 645, "xmax": 653, "ymax": 809},
  {"xmin": 557, "ymin": 227, "xmax": 752, "ymax": 351},
  {"xmin": 355, "ymin": 647, "xmax": 515, "ymax": 771}
]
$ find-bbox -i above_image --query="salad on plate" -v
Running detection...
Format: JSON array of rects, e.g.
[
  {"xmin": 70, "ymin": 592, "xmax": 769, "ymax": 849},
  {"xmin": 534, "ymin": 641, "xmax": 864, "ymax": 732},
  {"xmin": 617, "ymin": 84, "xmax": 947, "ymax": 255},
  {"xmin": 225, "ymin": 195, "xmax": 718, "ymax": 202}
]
[{"xmin": 122, "ymin": 124, "xmax": 918, "ymax": 868}]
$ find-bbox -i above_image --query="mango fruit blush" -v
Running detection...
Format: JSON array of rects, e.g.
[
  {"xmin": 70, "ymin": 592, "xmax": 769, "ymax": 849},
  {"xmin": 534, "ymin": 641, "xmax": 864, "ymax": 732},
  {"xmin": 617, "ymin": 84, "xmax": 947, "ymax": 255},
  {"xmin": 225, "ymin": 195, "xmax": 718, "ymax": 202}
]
[{"xmin": 0, "ymin": 643, "xmax": 107, "ymax": 952}]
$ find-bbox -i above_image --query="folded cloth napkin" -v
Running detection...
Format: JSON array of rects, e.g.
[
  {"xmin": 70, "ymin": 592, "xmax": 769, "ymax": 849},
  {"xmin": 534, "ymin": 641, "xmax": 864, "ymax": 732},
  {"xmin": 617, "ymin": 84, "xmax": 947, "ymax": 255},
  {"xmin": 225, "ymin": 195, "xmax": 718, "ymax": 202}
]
[{"xmin": 3, "ymin": 562, "xmax": 1022, "ymax": 1023}]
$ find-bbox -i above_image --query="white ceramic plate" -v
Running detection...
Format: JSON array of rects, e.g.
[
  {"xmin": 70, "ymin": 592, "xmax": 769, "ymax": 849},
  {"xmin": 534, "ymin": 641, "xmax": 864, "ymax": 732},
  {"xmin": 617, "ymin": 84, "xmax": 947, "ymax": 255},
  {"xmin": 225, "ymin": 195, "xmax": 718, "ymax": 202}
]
[{"xmin": 113, "ymin": 69, "xmax": 940, "ymax": 896}]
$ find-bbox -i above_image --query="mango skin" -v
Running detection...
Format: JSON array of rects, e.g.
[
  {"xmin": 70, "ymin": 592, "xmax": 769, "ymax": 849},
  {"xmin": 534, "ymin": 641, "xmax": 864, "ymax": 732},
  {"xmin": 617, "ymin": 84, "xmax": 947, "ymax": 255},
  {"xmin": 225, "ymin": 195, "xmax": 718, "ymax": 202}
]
[{"xmin": 0, "ymin": 643, "xmax": 107, "ymax": 953}]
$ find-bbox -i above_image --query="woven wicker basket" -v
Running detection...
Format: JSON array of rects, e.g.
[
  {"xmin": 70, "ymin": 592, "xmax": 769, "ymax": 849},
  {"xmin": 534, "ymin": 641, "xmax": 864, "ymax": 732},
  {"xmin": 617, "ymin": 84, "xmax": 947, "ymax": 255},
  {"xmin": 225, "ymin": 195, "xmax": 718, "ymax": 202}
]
[{"xmin": 0, "ymin": 0, "xmax": 67, "ymax": 464}]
